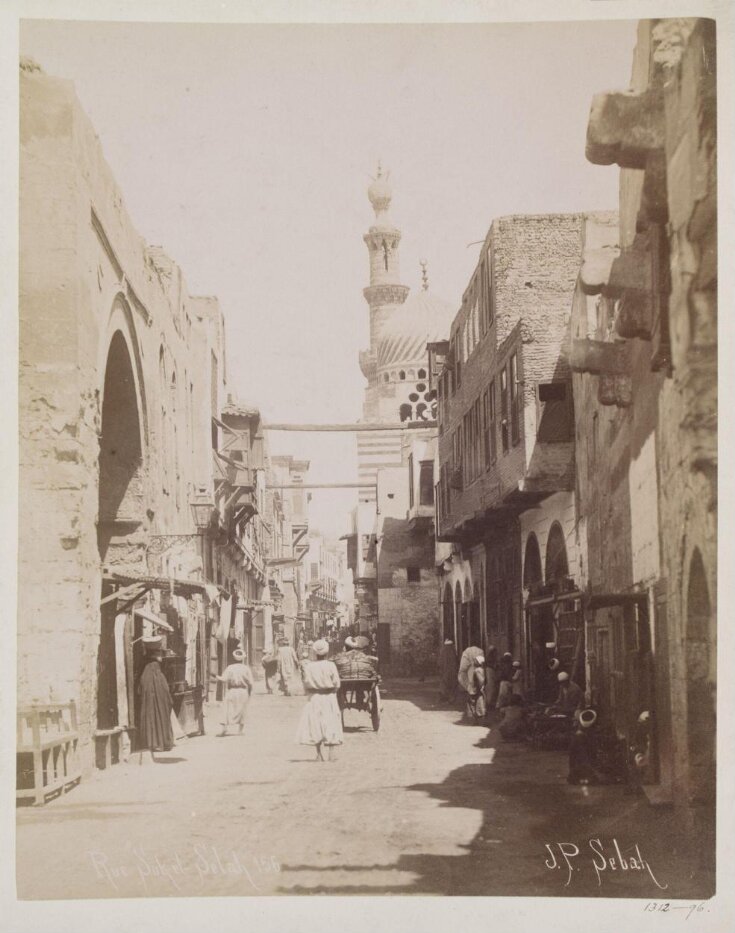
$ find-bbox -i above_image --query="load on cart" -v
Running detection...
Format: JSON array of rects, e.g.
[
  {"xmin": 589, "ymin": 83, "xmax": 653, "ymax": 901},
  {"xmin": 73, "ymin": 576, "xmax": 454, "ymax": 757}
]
[{"xmin": 333, "ymin": 635, "xmax": 382, "ymax": 732}]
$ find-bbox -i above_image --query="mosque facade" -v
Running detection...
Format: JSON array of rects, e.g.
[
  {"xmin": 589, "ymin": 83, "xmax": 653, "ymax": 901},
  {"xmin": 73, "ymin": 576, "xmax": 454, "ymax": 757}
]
[{"xmin": 346, "ymin": 168, "xmax": 454, "ymax": 672}]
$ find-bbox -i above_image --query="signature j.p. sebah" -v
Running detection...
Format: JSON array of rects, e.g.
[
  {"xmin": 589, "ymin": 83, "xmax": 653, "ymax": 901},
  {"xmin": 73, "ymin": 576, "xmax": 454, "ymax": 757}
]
[{"xmin": 545, "ymin": 838, "xmax": 668, "ymax": 889}]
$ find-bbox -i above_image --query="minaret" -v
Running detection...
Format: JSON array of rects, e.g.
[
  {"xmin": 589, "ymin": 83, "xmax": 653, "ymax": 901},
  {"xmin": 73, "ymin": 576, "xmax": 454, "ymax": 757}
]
[{"xmin": 360, "ymin": 164, "xmax": 410, "ymax": 384}]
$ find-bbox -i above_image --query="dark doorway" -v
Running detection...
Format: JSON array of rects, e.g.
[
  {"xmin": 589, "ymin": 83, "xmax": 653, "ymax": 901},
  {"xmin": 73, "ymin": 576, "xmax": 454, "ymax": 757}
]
[
  {"xmin": 442, "ymin": 583, "xmax": 454, "ymax": 642},
  {"xmin": 685, "ymin": 549, "xmax": 715, "ymax": 805}
]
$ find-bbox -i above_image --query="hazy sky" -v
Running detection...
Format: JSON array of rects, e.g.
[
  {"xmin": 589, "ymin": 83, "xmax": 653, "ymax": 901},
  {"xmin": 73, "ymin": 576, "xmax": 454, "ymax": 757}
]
[{"xmin": 20, "ymin": 19, "xmax": 637, "ymax": 538}]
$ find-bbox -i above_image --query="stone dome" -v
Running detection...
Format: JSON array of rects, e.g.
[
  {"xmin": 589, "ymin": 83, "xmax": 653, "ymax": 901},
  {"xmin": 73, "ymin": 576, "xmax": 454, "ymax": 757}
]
[{"xmin": 376, "ymin": 290, "xmax": 454, "ymax": 369}]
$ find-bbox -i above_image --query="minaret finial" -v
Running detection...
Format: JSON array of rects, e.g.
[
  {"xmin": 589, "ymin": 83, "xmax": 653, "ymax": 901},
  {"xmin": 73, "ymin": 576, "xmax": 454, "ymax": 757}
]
[
  {"xmin": 420, "ymin": 259, "xmax": 429, "ymax": 292},
  {"xmin": 367, "ymin": 162, "xmax": 392, "ymax": 219}
]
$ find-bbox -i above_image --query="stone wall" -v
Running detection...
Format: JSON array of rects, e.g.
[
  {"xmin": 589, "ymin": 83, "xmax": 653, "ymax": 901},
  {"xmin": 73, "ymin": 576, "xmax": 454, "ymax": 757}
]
[{"xmin": 580, "ymin": 18, "xmax": 717, "ymax": 811}]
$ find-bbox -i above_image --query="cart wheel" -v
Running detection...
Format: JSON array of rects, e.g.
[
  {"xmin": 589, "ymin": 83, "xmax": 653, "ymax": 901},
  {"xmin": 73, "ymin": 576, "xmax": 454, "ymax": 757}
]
[{"xmin": 371, "ymin": 685, "xmax": 381, "ymax": 732}]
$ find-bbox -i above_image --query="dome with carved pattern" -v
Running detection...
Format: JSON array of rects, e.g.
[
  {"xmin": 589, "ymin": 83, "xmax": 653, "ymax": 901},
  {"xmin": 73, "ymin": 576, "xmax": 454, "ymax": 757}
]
[{"xmin": 376, "ymin": 290, "xmax": 454, "ymax": 370}]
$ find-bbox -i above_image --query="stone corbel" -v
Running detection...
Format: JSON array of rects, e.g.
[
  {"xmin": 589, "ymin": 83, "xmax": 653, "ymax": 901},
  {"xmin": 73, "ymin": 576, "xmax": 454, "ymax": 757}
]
[
  {"xmin": 571, "ymin": 339, "xmax": 632, "ymax": 407},
  {"xmin": 605, "ymin": 233, "xmax": 654, "ymax": 340},
  {"xmin": 586, "ymin": 88, "xmax": 664, "ymax": 170},
  {"xmin": 570, "ymin": 338, "xmax": 629, "ymax": 376},
  {"xmin": 579, "ymin": 247, "xmax": 619, "ymax": 297}
]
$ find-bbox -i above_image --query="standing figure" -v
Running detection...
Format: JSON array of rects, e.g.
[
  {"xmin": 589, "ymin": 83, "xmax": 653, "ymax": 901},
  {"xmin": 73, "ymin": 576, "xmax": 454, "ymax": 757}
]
[
  {"xmin": 296, "ymin": 639, "xmax": 343, "ymax": 761},
  {"xmin": 495, "ymin": 652, "xmax": 514, "ymax": 709},
  {"xmin": 511, "ymin": 660, "xmax": 525, "ymax": 700},
  {"xmin": 216, "ymin": 648, "xmax": 254, "ymax": 736},
  {"xmin": 261, "ymin": 648, "xmax": 278, "ymax": 694},
  {"xmin": 138, "ymin": 644, "xmax": 174, "ymax": 762},
  {"xmin": 457, "ymin": 644, "xmax": 483, "ymax": 694},
  {"xmin": 465, "ymin": 655, "xmax": 487, "ymax": 723},
  {"xmin": 276, "ymin": 637, "xmax": 300, "ymax": 695},
  {"xmin": 484, "ymin": 645, "xmax": 499, "ymax": 712},
  {"xmin": 438, "ymin": 638, "xmax": 459, "ymax": 702}
]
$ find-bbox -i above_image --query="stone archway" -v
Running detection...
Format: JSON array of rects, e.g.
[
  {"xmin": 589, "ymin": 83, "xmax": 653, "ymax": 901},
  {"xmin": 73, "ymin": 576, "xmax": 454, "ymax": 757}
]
[
  {"xmin": 97, "ymin": 329, "xmax": 146, "ymax": 733},
  {"xmin": 685, "ymin": 548, "xmax": 715, "ymax": 806}
]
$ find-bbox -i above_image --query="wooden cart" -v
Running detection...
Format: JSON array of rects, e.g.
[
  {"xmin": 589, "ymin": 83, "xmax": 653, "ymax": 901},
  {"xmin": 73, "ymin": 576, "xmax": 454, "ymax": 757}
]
[{"xmin": 338, "ymin": 677, "xmax": 381, "ymax": 732}]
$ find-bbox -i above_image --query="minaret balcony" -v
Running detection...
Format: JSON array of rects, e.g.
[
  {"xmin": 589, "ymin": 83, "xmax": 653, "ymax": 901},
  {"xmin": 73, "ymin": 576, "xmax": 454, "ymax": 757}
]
[{"xmin": 363, "ymin": 284, "xmax": 409, "ymax": 307}]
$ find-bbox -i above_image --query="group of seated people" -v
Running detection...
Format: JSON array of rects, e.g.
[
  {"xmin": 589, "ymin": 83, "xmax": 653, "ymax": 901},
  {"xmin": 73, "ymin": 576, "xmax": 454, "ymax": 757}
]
[{"xmin": 497, "ymin": 670, "xmax": 584, "ymax": 741}]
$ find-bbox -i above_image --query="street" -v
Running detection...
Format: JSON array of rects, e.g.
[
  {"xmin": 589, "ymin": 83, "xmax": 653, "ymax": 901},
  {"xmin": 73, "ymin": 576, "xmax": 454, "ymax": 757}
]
[{"xmin": 16, "ymin": 679, "xmax": 713, "ymax": 900}]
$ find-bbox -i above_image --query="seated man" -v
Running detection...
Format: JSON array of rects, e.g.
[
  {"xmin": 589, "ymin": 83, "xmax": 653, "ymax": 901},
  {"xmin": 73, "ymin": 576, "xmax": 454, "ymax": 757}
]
[
  {"xmin": 550, "ymin": 671, "xmax": 584, "ymax": 716},
  {"xmin": 498, "ymin": 694, "xmax": 528, "ymax": 741}
]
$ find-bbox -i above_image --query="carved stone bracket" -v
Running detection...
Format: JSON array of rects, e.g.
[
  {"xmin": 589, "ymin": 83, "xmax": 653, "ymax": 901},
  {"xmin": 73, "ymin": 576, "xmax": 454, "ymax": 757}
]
[{"xmin": 586, "ymin": 88, "xmax": 665, "ymax": 170}]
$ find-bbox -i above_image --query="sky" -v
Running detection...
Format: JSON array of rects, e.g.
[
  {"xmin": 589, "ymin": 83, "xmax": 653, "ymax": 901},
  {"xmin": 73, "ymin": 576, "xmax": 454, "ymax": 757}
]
[{"xmin": 20, "ymin": 18, "xmax": 637, "ymax": 539}]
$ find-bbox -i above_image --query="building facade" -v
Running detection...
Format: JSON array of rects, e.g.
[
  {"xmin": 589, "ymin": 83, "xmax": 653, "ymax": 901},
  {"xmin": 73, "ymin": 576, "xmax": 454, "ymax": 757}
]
[
  {"xmin": 576, "ymin": 18, "xmax": 717, "ymax": 826},
  {"xmin": 434, "ymin": 213, "xmax": 592, "ymax": 697},
  {"xmin": 18, "ymin": 60, "xmax": 268, "ymax": 777},
  {"xmin": 265, "ymin": 455, "xmax": 311, "ymax": 643}
]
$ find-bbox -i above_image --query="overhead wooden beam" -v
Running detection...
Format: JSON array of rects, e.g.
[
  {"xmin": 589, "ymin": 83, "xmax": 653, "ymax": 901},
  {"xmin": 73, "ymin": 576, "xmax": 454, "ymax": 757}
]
[
  {"xmin": 269, "ymin": 483, "xmax": 373, "ymax": 489},
  {"xmin": 262, "ymin": 421, "xmax": 437, "ymax": 432}
]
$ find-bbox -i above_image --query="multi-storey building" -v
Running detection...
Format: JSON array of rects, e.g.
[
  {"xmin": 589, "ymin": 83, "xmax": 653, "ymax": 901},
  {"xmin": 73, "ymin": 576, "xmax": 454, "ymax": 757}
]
[
  {"xmin": 433, "ymin": 213, "xmax": 594, "ymax": 695},
  {"xmin": 266, "ymin": 455, "xmax": 311, "ymax": 642},
  {"xmin": 305, "ymin": 534, "xmax": 342, "ymax": 636},
  {"xmin": 575, "ymin": 18, "xmax": 716, "ymax": 841}
]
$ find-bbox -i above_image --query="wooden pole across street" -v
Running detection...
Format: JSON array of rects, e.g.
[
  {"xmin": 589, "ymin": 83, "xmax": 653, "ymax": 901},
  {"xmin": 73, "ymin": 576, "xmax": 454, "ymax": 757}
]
[{"xmin": 262, "ymin": 421, "xmax": 436, "ymax": 432}]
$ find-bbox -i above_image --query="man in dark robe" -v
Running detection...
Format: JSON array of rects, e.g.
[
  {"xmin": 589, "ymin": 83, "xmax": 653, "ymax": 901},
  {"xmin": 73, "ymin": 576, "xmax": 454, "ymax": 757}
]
[{"xmin": 138, "ymin": 649, "xmax": 174, "ymax": 758}]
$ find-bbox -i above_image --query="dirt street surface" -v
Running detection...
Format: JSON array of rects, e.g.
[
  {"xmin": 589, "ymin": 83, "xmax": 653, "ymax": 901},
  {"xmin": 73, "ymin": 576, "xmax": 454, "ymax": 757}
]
[{"xmin": 17, "ymin": 679, "xmax": 714, "ymax": 900}]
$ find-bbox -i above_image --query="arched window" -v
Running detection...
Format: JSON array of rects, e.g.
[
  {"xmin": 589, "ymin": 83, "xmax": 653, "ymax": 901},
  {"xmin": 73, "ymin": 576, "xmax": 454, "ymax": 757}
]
[
  {"xmin": 545, "ymin": 521, "xmax": 569, "ymax": 583},
  {"xmin": 399, "ymin": 370, "xmax": 406, "ymax": 381},
  {"xmin": 399, "ymin": 403, "xmax": 412, "ymax": 422},
  {"xmin": 418, "ymin": 368, "xmax": 427, "ymax": 379},
  {"xmin": 383, "ymin": 373, "xmax": 390, "ymax": 383}
]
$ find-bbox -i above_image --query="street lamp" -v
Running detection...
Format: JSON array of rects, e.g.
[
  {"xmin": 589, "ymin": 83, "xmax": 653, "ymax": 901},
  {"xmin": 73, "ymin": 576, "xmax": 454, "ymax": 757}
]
[{"xmin": 190, "ymin": 487, "xmax": 215, "ymax": 531}]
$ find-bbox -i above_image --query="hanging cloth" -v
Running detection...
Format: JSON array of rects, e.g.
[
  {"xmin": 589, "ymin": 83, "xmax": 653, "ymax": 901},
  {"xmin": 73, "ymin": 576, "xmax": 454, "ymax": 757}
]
[{"xmin": 216, "ymin": 594, "xmax": 233, "ymax": 645}]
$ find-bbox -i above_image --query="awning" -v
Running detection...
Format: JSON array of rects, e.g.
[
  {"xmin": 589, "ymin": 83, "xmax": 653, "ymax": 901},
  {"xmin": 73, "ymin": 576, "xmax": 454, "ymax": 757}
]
[
  {"xmin": 526, "ymin": 590, "xmax": 583, "ymax": 609},
  {"xmin": 134, "ymin": 608, "xmax": 174, "ymax": 632},
  {"xmin": 102, "ymin": 571, "xmax": 210, "ymax": 599},
  {"xmin": 585, "ymin": 591, "xmax": 647, "ymax": 610}
]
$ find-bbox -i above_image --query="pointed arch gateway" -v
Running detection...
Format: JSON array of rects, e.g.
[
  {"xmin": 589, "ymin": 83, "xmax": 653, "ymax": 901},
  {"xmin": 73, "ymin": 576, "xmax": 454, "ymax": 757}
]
[{"xmin": 97, "ymin": 320, "xmax": 147, "ymax": 740}]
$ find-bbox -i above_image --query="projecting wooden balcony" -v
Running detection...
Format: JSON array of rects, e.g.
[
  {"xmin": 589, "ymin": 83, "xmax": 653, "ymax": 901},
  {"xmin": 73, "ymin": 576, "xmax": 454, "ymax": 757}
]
[{"xmin": 436, "ymin": 440, "xmax": 574, "ymax": 543}]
